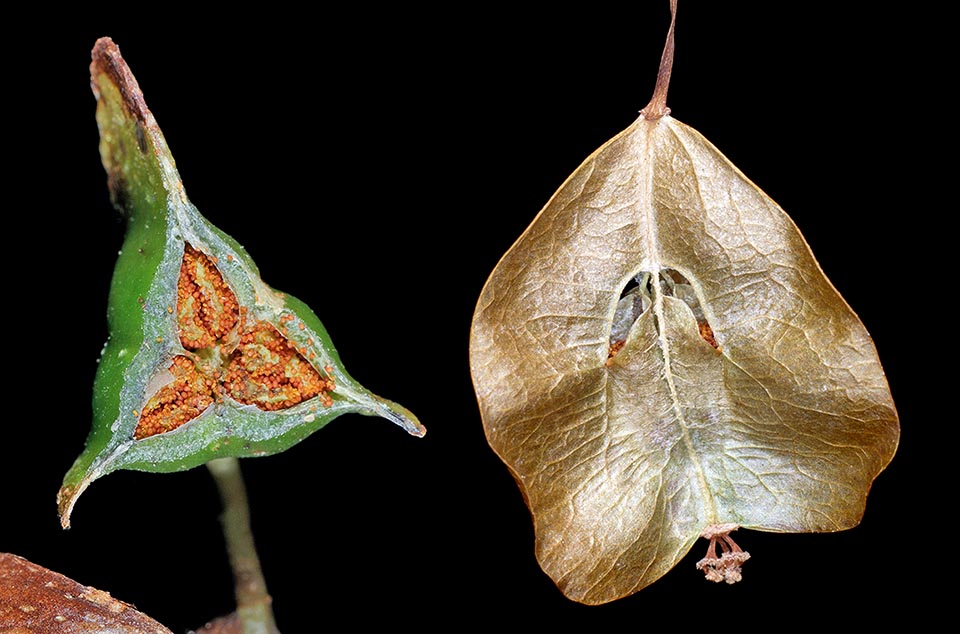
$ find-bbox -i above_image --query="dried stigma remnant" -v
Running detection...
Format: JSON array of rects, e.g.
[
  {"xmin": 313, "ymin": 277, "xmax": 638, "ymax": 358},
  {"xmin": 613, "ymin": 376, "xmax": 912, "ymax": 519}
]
[
  {"xmin": 135, "ymin": 244, "xmax": 334, "ymax": 440},
  {"xmin": 695, "ymin": 523, "xmax": 750, "ymax": 584}
]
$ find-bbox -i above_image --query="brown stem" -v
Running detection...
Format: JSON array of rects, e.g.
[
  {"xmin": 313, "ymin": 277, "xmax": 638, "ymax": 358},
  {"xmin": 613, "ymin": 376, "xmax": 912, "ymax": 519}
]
[
  {"xmin": 721, "ymin": 533, "xmax": 743, "ymax": 554},
  {"xmin": 705, "ymin": 536, "xmax": 718, "ymax": 561},
  {"xmin": 207, "ymin": 458, "xmax": 279, "ymax": 634},
  {"xmin": 641, "ymin": 0, "xmax": 678, "ymax": 120}
]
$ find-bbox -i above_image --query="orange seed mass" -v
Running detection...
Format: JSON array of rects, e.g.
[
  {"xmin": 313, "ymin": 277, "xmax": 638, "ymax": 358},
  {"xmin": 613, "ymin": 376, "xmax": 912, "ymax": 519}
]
[
  {"xmin": 177, "ymin": 244, "xmax": 239, "ymax": 350},
  {"xmin": 224, "ymin": 322, "xmax": 331, "ymax": 411},
  {"xmin": 134, "ymin": 244, "xmax": 334, "ymax": 440},
  {"xmin": 135, "ymin": 356, "xmax": 217, "ymax": 440}
]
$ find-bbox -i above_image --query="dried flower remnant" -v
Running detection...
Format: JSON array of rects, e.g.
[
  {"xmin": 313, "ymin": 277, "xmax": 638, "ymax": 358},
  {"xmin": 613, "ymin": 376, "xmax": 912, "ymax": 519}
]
[{"xmin": 695, "ymin": 524, "xmax": 750, "ymax": 584}]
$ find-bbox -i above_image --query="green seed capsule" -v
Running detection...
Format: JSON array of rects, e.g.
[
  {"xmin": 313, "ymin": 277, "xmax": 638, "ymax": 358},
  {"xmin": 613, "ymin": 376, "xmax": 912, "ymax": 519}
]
[{"xmin": 57, "ymin": 38, "xmax": 424, "ymax": 528}]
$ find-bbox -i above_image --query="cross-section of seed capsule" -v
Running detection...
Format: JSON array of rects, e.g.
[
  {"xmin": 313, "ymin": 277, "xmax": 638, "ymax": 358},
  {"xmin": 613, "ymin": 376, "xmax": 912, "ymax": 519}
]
[
  {"xmin": 177, "ymin": 244, "xmax": 239, "ymax": 349},
  {"xmin": 135, "ymin": 243, "xmax": 336, "ymax": 440},
  {"xmin": 134, "ymin": 355, "xmax": 217, "ymax": 440},
  {"xmin": 224, "ymin": 322, "xmax": 333, "ymax": 410}
]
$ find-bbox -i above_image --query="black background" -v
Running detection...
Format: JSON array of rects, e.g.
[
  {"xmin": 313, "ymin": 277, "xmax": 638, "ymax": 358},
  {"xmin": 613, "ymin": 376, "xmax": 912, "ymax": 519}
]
[{"xmin": 6, "ymin": 5, "xmax": 931, "ymax": 631}]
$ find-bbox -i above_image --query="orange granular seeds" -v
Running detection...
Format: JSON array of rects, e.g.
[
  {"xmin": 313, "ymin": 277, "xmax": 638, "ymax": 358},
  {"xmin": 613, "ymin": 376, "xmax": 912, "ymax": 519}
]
[
  {"xmin": 606, "ymin": 339, "xmax": 626, "ymax": 365},
  {"xmin": 134, "ymin": 356, "xmax": 217, "ymax": 440},
  {"xmin": 224, "ymin": 322, "xmax": 333, "ymax": 411},
  {"xmin": 134, "ymin": 244, "xmax": 335, "ymax": 440},
  {"xmin": 177, "ymin": 244, "xmax": 239, "ymax": 350},
  {"xmin": 698, "ymin": 321, "xmax": 720, "ymax": 350}
]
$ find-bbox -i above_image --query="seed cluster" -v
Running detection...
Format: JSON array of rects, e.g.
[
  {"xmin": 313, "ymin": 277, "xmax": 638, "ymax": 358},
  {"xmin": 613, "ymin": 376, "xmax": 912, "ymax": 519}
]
[
  {"xmin": 697, "ymin": 321, "xmax": 719, "ymax": 350},
  {"xmin": 134, "ymin": 356, "xmax": 217, "ymax": 440},
  {"xmin": 176, "ymin": 244, "xmax": 239, "ymax": 349},
  {"xmin": 134, "ymin": 244, "xmax": 333, "ymax": 440},
  {"xmin": 224, "ymin": 322, "xmax": 332, "ymax": 411},
  {"xmin": 606, "ymin": 339, "xmax": 626, "ymax": 365}
]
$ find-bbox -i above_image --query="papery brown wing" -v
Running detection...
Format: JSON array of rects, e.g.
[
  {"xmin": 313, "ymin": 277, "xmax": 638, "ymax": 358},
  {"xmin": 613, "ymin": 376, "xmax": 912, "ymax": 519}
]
[{"xmin": 469, "ymin": 113, "xmax": 898, "ymax": 604}]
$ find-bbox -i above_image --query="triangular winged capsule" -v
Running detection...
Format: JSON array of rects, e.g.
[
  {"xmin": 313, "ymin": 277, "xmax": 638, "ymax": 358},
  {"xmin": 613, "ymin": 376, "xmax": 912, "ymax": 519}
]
[
  {"xmin": 469, "ymin": 4, "xmax": 897, "ymax": 604},
  {"xmin": 58, "ymin": 38, "xmax": 424, "ymax": 528}
]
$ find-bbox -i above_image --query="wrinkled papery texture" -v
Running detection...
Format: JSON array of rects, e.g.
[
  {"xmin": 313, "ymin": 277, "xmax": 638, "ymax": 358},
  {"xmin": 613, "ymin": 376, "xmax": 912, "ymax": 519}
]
[
  {"xmin": 58, "ymin": 38, "xmax": 424, "ymax": 527},
  {"xmin": 469, "ymin": 113, "xmax": 899, "ymax": 604}
]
